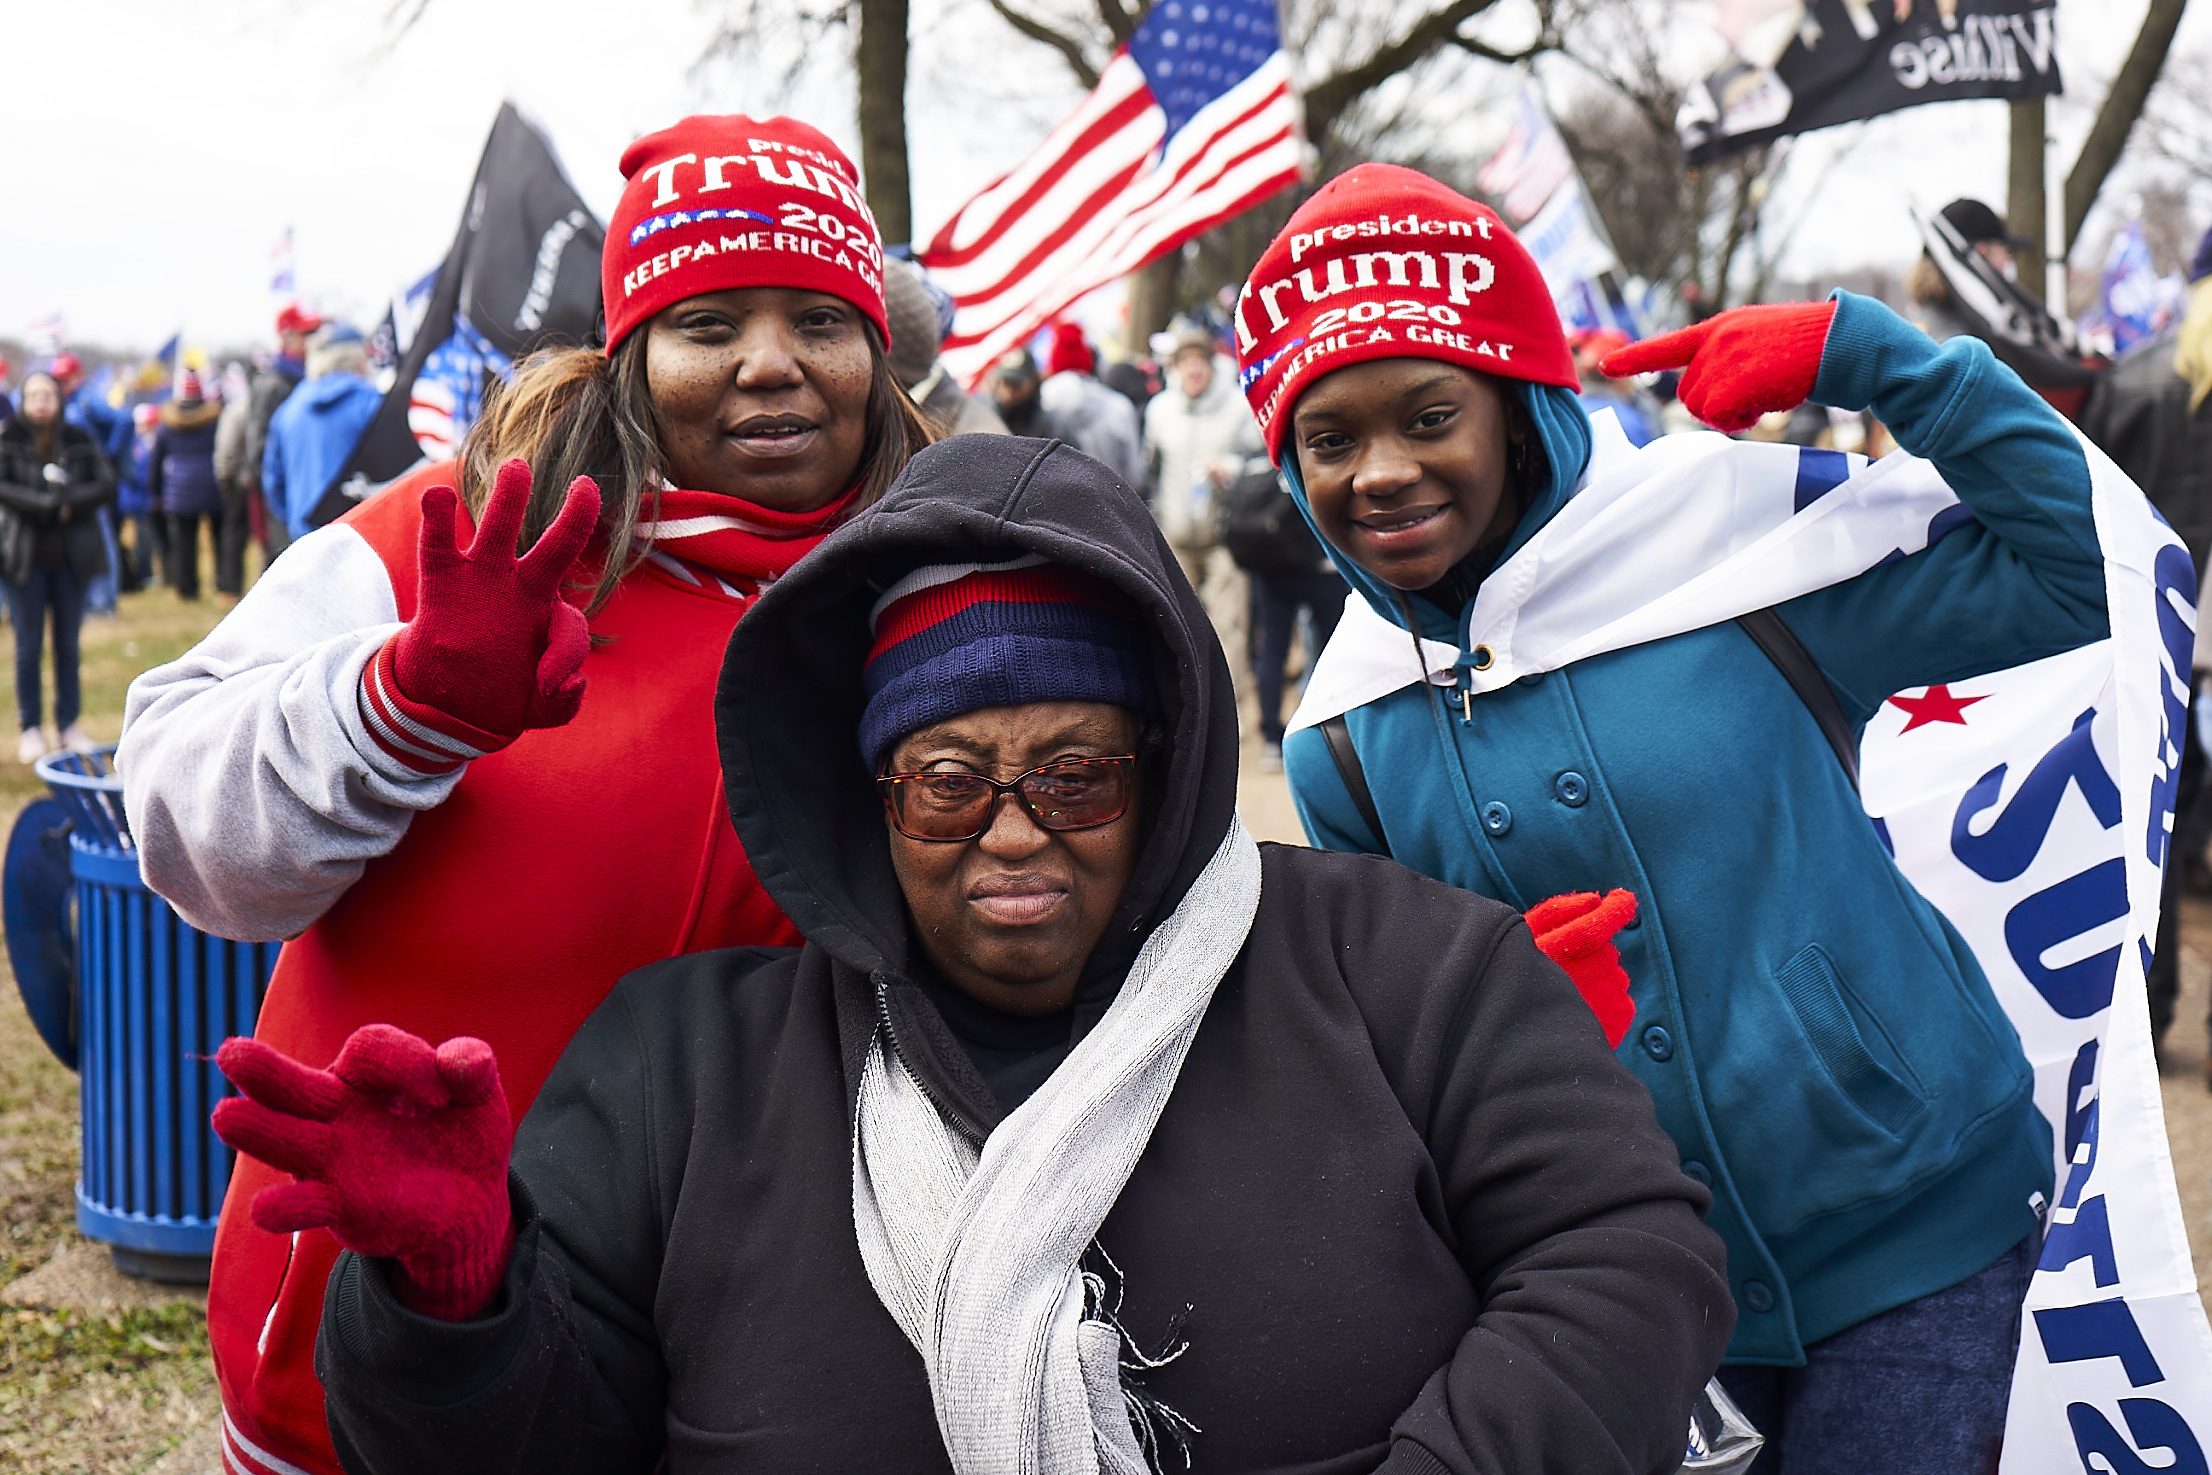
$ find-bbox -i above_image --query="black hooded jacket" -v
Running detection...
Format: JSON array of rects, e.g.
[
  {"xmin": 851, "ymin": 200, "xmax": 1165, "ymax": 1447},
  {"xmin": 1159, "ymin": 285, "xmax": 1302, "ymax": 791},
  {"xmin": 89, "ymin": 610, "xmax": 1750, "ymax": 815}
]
[{"xmin": 315, "ymin": 437, "xmax": 1733, "ymax": 1475}]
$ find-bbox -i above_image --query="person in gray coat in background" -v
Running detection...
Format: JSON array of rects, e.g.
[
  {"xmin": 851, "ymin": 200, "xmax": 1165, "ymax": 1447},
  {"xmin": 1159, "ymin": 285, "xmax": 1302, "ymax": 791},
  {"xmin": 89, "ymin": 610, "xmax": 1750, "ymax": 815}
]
[{"xmin": 1143, "ymin": 324, "xmax": 1264, "ymax": 723}]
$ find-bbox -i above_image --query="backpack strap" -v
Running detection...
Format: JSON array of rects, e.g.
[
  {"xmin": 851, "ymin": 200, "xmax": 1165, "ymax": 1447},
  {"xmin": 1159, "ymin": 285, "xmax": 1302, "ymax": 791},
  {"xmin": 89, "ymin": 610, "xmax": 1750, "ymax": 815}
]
[
  {"xmin": 1318, "ymin": 611, "xmax": 1854, "ymax": 854},
  {"xmin": 1319, "ymin": 714, "xmax": 1392, "ymax": 857},
  {"xmin": 1735, "ymin": 607, "xmax": 1860, "ymax": 792}
]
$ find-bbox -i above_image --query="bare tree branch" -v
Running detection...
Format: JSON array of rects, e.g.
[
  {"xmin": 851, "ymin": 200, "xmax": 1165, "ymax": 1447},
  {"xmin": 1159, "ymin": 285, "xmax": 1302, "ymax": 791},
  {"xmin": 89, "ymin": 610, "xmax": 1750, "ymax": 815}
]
[
  {"xmin": 1302, "ymin": 0, "xmax": 1506, "ymax": 146},
  {"xmin": 2063, "ymin": 0, "xmax": 2188, "ymax": 253},
  {"xmin": 982, "ymin": 0, "xmax": 1104, "ymax": 89},
  {"xmin": 1096, "ymin": 0, "xmax": 1149, "ymax": 47},
  {"xmin": 1448, "ymin": 32, "xmax": 1549, "ymax": 67}
]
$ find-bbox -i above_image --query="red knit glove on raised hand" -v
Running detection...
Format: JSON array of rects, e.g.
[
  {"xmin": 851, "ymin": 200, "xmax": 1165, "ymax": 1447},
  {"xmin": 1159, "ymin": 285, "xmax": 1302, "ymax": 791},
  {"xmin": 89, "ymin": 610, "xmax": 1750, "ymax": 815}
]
[
  {"xmin": 359, "ymin": 457, "xmax": 601, "ymax": 775},
  {"xmin": 1599, "ymin": 301, "xmax": 1838, "ymax": 435},
  {"xmin": 1525, "ymin": 889, "xmax": 1640, "ymax": 1048},
  {"xmin": 212, "ymin": 1024, "xmax": 515, "ymax": 1322}
]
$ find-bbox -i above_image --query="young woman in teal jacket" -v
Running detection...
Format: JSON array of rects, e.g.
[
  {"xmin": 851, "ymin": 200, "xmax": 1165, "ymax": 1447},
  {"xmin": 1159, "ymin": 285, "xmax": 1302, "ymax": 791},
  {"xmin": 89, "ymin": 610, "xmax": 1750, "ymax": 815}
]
[{"xmin": 1238, "ymin": 165, "xmax": 2105, "ymax": 1471}]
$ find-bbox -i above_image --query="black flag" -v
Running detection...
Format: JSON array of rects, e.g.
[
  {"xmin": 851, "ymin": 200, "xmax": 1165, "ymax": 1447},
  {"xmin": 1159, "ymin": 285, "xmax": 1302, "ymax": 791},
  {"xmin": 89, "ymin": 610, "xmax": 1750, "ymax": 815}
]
[
  {"xmin": 309, "ymin": 102, "xmax": 605, "ymax": 527},
  {"xmin": 1679, "ymin": 1, "xmax": 2061, "ymax": 165}
]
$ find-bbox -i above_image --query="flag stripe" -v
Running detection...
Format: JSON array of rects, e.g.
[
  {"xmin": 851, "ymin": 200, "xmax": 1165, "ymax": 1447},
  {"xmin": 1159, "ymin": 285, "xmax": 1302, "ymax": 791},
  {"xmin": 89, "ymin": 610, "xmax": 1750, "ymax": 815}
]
[
  {"xmin": 932, "ymin": 67, "xmax": 1293, "ymax": 311},
  {"xmin": 925, "ymin": 55, "xmax": 1154, "ymax": 256},
  {"xmin": 937, "ymin": 74, "xmax": 1301, "ymax": 381},
  {"xmin": 923, "ymin": 71, "xmax": 1160, "ymax": 268},
  {"xmin": 920, "ymin": 37, "xmax": 1300, "ymax": 389}
]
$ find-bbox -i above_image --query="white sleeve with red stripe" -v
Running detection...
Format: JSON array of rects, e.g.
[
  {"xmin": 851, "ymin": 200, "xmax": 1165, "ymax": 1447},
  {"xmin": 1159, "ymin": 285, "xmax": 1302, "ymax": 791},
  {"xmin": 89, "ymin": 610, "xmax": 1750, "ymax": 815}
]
[{"xmin": 120, "ymin": 522, "xmax": 466, "ymax": 942}]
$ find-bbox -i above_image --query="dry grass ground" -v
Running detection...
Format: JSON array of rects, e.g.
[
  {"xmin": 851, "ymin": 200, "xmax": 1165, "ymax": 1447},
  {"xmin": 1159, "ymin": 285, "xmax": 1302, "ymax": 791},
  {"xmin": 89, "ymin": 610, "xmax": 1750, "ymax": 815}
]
[{"xmin": 0, "ymin": 574, "xmax": 235, "ymax": 1474}]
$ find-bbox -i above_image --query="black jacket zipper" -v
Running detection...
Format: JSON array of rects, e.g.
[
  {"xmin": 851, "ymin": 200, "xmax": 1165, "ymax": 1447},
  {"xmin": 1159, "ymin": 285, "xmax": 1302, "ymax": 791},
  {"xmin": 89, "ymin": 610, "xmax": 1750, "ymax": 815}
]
[{"xmin": 873, "ymin": 977, "xmax": 988, "ymax": 1149}]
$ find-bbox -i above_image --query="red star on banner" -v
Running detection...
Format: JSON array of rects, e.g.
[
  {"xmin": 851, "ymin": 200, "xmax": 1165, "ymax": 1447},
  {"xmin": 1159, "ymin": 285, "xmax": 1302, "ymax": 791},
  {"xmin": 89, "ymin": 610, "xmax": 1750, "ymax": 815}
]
[{"xmin": 1888, "ymin": 685, "xmax": 1988, "ymax": 733}]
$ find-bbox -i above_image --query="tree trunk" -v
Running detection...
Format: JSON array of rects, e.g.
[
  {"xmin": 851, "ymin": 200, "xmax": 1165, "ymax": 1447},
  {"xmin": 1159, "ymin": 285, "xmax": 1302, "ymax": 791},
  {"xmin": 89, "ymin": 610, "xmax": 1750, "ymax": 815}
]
[
  {"xmin": 2062, "ymin": 0, "xmax": 2186, "ymax": 255},
  {"xmin": 2007, "ymin": 96, "xmax": 2047, "ymax": 306},
  {"xmin": 1124, "ymin": 252, "xmax": 1182, "ymax": 359},
  {"xmin": 855, "ymin": 0, "xmax": 914, "ymax": 245}
]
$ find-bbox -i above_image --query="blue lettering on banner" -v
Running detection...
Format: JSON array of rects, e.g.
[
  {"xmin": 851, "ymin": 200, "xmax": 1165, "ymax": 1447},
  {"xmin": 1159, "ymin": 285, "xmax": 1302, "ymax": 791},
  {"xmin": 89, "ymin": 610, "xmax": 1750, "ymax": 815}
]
[
  {"xmin": 2041, "ymin": 1196, "xmax": 2118, "ymax": 1285},
  {"xmin": 2065, "ymin": 1399, "xmax": 2208, "ymax": 1475},
  {"xmin": 2035, "ymin": 1299, "xmax": 2164, "ymax": 1387},
  {"xmin": 2147, "ymin": 546, "xmax": 2196, "ymax": 868},
  {"xmin": 2005, "ymin": 859, "xmax": 2126, "ymax": 1018},
  {"xmin": 2063, "ymin": 1040, "xmax": 2099, "ymax": 1166},
  {"xmin": 1952, "ymin": 710, "xmax": 2120, "ymax": 882},
  {"xmin": 1792, "ymin": 448, "xmax": 1850, "ymax": 512}
]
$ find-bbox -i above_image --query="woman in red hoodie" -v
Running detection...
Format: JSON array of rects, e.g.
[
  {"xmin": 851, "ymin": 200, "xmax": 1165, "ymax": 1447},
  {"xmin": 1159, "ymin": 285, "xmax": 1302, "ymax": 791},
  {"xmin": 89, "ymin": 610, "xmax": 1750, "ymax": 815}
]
[{"xmin": 116, "ymin": 113, "xmax": 933, "ymax": 1475}]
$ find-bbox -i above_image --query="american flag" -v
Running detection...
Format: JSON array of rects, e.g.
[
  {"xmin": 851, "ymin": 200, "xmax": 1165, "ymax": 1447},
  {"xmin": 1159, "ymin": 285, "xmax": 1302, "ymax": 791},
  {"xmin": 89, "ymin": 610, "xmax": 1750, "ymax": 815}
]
[{"xmin": 919, "ymin": 0, "xmax": 1303, "ymax": 385}]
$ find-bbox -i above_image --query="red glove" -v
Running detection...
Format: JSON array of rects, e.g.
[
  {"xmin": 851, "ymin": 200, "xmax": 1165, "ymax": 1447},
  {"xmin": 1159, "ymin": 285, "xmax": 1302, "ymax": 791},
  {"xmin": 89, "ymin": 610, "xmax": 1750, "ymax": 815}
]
[
  {"xmin": 213, "ymin": 1024, "xmax": 515, "ymax": 1321},
  {"xmin": 1600, "ymin": 301, "xmax": 1838, "ymax": 435},
  {"xmin": 361, "ymin": 458, "xmax": 601, "ymax": 774},
  {"xmin": 1526, "ymin": 889, "xmax": 1639, "ymax": 1048}
]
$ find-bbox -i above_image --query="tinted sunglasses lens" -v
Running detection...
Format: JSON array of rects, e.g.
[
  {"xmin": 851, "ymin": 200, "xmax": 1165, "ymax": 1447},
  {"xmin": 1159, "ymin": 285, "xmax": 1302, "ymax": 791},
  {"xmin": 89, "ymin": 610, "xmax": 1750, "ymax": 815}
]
[
  {"xmin": 891, "ymin": 774, "xmax": 996, "ymax": 839},
  {"xmin": 1018, "ymin": 760, "xmax": 1131, "ymax": 830}
]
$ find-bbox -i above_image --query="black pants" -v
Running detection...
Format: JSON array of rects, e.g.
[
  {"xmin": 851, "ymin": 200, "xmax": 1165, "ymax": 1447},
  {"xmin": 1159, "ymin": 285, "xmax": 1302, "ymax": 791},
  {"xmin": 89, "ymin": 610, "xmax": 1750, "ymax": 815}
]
[
  {"xmin": 2149, "ymin": 673, "xmax": 2212, "ymax": 1048},
  {"xmin": 217, "ymin": 476, "xmax": 250, "ymax": 595},
  {"xmin": 125, "ymin": 510, "xmax": 164, "ymax": 590},
  {"xmin": 1251, "ymin": 565, "xmax": 1350, "ymax": 745},
  {"xmin": 168, "ymin": 512, "xmax": 210, "ymax": 599}
]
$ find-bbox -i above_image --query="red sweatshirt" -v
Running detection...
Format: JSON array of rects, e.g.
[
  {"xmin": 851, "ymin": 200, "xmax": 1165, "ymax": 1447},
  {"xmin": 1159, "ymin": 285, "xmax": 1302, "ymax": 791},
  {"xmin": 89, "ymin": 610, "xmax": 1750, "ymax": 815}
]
[{"xmin": 120, "ymin": 463, "xmax": 807, "ymax": 1475}]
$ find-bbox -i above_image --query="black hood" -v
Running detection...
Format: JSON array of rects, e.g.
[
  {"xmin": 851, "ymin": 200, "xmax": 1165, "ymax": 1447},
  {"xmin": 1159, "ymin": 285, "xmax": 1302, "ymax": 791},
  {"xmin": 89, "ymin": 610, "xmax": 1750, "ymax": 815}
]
[{"xmin": 716, "ymin": 436, "xmax": 1240, "ymax": 1005}]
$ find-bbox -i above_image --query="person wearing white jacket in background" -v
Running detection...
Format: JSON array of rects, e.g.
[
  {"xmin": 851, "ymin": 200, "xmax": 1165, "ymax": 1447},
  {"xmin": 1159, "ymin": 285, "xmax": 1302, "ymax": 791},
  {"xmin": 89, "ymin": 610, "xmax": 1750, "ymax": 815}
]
[{"xmin": 1144, "ymin": 326, "xmax": 1264, "ymax": 721}]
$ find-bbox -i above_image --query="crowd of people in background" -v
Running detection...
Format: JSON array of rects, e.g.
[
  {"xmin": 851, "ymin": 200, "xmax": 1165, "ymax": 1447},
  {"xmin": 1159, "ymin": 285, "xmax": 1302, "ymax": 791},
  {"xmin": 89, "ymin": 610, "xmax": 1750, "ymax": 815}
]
[
  {"xmin": 0, "ymin": 305, "xmax": 385, "ymax": 763},
  {"xmin": 12, "ymin": 195, "xmax": 2212, "ymax": 828}
]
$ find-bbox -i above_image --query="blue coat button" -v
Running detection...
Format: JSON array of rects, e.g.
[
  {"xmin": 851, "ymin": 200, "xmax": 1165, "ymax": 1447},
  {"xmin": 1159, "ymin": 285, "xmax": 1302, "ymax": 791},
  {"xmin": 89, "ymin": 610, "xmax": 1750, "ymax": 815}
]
[
  {"xmin": 1741, "ymin": 1281, "xmax": 1776, "ymax": 1314},
  {"xmin": 1554, "ymin": 771, "xmax": 1589, "ymax": 806},
  {"xmin": 1680, "ymin": 1160, "xmax": 1711, "ymax": 1186},
  {"xmin": 1480, "ymin": 801, "xmax": 1512, "ymax": 836},
  {"xmin": 1517, "ymin": 671, "xmax": 1545, "ymax": 687},
  {"xmin": 1642, "ymin": 1024, "xmax": 1674, "ymax": 1061}
]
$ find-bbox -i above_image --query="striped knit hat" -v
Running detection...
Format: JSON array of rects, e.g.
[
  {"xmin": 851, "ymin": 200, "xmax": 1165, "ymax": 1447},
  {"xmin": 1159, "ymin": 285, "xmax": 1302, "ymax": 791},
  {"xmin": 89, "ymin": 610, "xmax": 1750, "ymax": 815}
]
[{"xmin": 860, "ymin": 557, "xmax": 1155, "ymax": 771}]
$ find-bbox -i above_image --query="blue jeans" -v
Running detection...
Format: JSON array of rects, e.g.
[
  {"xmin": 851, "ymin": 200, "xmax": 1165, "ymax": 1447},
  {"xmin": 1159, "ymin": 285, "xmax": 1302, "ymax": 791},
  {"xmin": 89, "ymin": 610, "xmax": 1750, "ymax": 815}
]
[
  {"xmin": 1717, "ymin": 1233, "xmax": 2036, "ymax": 1475},
  {"xmin": 4, "ymin": 565, "xmax": 87, "ymax": 731},
  {"xmin": 85, "ymin": 507, "xmax": 119, "ymax": 614}
]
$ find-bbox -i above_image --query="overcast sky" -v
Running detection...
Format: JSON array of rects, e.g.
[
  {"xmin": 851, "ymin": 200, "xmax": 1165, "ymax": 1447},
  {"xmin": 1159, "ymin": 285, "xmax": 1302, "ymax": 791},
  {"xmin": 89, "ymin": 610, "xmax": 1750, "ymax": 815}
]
[{"xmin": 3, "ymin": 0, "xmax": 2206, "ymax": 355}]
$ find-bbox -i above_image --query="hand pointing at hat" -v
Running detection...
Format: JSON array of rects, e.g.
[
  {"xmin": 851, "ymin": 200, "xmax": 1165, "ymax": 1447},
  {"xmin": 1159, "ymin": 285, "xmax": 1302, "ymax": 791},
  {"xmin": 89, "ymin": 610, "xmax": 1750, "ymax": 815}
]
[{"xmin": 1600, "ymin": 300, "xmax": 1838, "ymax": 436}]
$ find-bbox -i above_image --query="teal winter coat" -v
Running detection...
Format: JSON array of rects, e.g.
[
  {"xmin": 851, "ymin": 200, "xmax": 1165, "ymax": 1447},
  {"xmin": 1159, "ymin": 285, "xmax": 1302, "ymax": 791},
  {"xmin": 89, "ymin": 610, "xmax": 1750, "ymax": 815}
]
[{"xmin": 1284, "ymin": 292, "xmax": 2100, "ymax": 1364}]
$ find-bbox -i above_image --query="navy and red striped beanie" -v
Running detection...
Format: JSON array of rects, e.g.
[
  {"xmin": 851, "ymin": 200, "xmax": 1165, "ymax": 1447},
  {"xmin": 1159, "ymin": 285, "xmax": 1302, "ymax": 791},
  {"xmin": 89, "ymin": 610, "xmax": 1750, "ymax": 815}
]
[{"xmin": 860, "ymin": 558, "xmax": 1156, "ymax": 771}]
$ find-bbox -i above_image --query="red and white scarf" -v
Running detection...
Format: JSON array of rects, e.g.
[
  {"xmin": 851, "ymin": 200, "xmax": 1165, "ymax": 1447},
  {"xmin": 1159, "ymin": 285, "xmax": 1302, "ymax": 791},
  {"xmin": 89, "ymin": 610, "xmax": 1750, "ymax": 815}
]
[{"xmin": 633, "ymin": 486, "xmax": 862, "ymax": 603}]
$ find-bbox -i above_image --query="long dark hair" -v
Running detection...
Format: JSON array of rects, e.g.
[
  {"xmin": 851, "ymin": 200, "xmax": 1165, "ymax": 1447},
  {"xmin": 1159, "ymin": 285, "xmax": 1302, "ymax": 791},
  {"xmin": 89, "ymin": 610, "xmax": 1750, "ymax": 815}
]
[{"xmin": 458, "ymin": 321, "xmax": 937, "ymax": 613}]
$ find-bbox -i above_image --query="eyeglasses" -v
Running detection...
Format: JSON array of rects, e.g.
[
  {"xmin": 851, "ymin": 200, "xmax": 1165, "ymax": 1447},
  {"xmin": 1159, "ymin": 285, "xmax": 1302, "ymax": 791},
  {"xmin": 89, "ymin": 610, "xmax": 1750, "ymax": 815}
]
[{"xmin": 876, "ymin": 755, "xmax": 1138, "ymax": 842}]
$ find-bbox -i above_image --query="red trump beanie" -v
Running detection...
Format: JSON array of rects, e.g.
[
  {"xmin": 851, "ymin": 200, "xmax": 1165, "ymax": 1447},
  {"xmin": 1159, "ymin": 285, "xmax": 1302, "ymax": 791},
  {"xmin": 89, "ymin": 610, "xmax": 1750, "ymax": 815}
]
[
  {"xmin": 603, "ymin": 115, "xmax": 890, "ymax": 355},
  {"xmin": 1233, "ymin": 164, "xmax": 1576, "ymax": 462}
]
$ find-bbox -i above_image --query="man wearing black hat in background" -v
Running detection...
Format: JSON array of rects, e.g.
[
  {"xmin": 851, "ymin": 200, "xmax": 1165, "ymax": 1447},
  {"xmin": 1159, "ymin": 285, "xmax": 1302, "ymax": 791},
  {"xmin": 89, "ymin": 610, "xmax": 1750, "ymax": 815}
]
[{"xmin": 1909, "ymin": 197, "xmax": 2102, "ymax": 408}]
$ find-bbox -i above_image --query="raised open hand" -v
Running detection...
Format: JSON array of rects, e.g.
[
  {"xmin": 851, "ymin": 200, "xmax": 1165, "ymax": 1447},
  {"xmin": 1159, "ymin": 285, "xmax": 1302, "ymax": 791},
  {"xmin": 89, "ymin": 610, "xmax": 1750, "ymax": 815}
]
[
  {"xmin": 213, "ymin": 1024, "xmax": 515, "ymax": 1320},
  {"xmin": 387, "ymin": 457, "xmax": 602, "ymax": 739},
  {"xmin": 1525, "ymin": 889, "xmax": 1640, "ymax": 1049},
  {"xmin": 1600, "ymin": 301, "xmax": 1838, "ymax": 435}
]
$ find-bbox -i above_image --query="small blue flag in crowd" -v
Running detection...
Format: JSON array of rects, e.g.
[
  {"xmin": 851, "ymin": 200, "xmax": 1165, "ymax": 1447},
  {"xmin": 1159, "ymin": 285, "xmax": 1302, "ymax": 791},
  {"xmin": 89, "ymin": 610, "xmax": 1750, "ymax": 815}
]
[{"xmin": 2080, "ymin": 220, "xmax": 2187, "ymax": 356}]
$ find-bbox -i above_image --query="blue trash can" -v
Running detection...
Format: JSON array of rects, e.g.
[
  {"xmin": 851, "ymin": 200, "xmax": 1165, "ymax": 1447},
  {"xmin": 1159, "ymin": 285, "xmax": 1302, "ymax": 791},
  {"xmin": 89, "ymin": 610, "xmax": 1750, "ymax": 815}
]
[{"xmin": 7, "ymin": 749, "xmax": 278, "ymax": 1282}]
